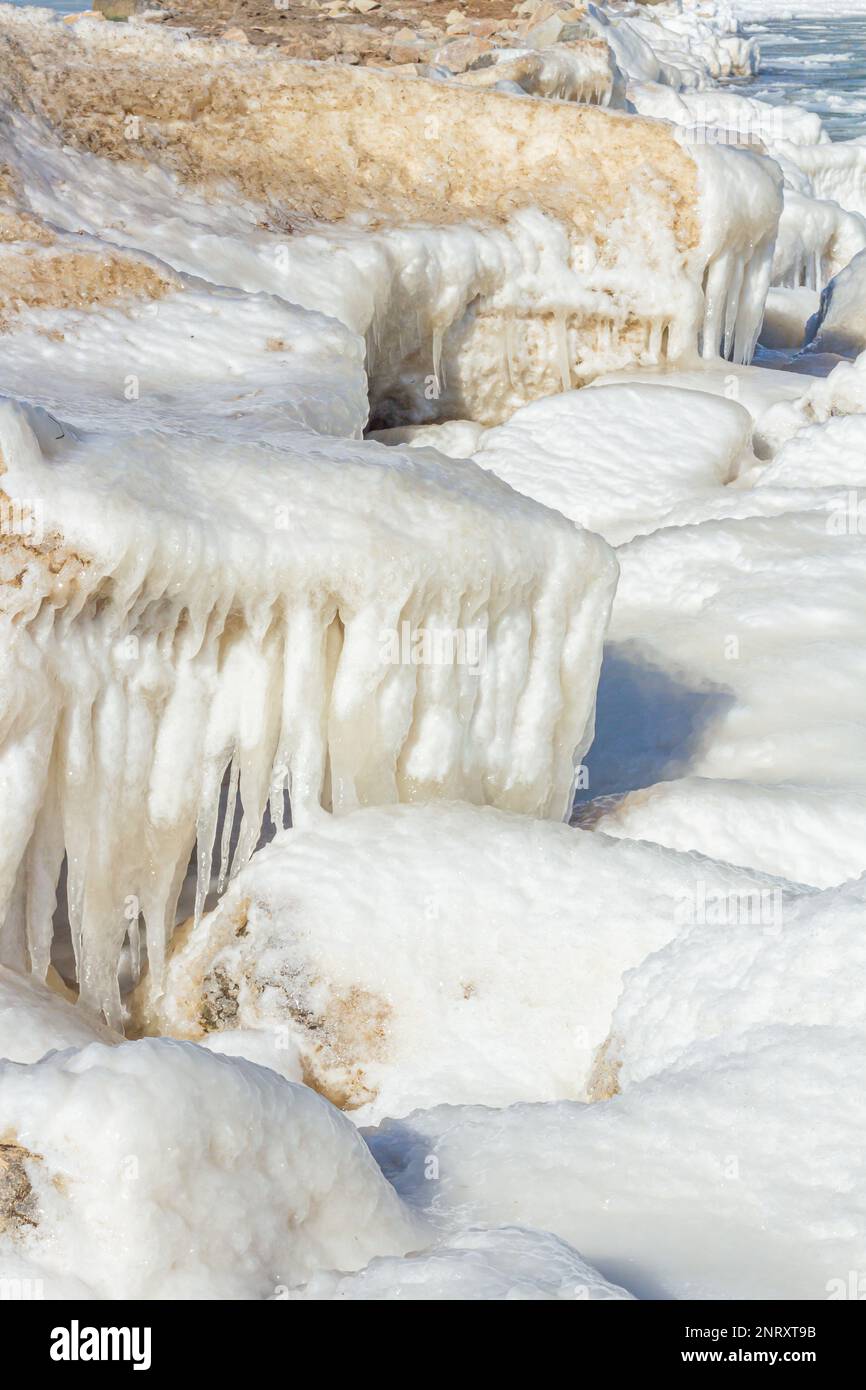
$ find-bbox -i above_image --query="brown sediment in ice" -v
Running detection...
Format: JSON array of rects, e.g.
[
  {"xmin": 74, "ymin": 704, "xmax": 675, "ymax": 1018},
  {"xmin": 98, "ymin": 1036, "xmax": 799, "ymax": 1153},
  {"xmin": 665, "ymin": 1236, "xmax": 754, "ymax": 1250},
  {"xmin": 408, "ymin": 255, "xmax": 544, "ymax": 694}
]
[{"xmin": 0, "ymin": 12, "xmax": 699, "ymax": 247}]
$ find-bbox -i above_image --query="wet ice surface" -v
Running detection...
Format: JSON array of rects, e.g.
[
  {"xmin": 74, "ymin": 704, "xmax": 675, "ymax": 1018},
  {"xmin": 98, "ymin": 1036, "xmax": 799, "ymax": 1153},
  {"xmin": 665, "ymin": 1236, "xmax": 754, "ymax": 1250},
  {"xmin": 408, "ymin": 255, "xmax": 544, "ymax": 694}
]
[{"xmin": 736, "ymin": 18, "xmax": 866, "ymax": 141}]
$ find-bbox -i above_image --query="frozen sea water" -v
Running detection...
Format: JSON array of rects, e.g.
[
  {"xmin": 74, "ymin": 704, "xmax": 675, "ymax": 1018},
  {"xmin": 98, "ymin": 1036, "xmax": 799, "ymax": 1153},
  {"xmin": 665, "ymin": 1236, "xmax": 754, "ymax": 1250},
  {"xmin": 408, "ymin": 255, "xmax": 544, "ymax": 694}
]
[{"xmin": 736, "ymin": 17, "xmax": 866, "ymax": 141}]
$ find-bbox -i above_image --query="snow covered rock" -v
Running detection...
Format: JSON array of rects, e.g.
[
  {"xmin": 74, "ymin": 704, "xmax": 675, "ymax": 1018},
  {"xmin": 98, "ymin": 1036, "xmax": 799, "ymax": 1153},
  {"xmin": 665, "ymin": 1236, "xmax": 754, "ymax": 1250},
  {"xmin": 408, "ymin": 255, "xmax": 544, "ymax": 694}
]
[
  {"xmin": 594, "ymin": 875, "xmax": 866, "ymax": 1090},
  {"xmin": 129, "ymin": 802, "xmax": 803, "ymax": 1121},
  {"xmin": 804, "ymin": 246, "xmax": 866, "ymax": 356},
  {"xmin": 600, "ymin": 502, "xmax": 866, "ymax": 789},
  {"xmin": 370, "ymin": 1026, "xmax": 866, "ymax": 1299},
  {"xmin": 286, "ymin": 1226, "xmax": 634, "ymax": 1300},
  {"xmin": 0, "ymin": 966, "xmax": 118, "ymax": 1064},
  {"xmin": 0, "ymin": 1039, "xmax": 426, "ymax": 1298},
  {"xmin": 579, "ymin": 777, "xmax": 866, "ymax": 888},
  {"xmin": 468, "ymin": 382, "xmax": 754, "ymax": 543},
  {"xmin": 0, "ymin": 398, "xmax": 617, "ymax": 1021},
  {"xmin": 0, "ymin": 7, "xmax": 781, "ymax": 424}
]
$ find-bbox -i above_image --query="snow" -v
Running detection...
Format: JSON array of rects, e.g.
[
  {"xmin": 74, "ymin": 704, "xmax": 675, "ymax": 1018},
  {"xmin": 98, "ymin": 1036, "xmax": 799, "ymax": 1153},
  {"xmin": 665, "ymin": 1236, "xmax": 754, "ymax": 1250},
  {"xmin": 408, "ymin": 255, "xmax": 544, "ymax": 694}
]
[
  {"xmin": 0, "ymin": 0, "xmax": 864, "ymax": 1305},
  {"xmin": 466, "ymin": 383, "xmax": 755, "ymax": 543},
  {"xmin": 581, "ymin": 777, "xmax": 866, "ymax": 887},
  {"xmin": 0, "ymin": 965, "xmax": 118, "ymax": 1064},
  {"xmin": 130, "ymin": 801, "xmax": 805, "ymax": 1123},
  {"xmin": 369, "ymin": 1025, "xmax": 866, "ymax": 1300},
  {"xmin": 601, "ymin": 875, "xmax": 866, "ymax": 1088},
  {"xmin": 0, "ymin": 1038, "xmax": 427, "ymax": 1299},
  {"xmin": 604, "ymin": 506, "xmax": 866, "ymax": 789},
  {"xmin": 286, "ymin": 1226, "xmax": 634, "ymax": 1301}
]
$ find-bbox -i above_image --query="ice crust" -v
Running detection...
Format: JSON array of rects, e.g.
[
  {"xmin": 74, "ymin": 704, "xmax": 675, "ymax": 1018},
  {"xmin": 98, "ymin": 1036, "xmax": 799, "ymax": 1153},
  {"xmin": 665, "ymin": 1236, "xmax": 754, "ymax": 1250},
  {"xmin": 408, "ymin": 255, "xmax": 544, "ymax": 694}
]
[
  {"xmin": 0, "ymin": 0, "xmax": 866, "ymax": 1304},
  {"xmin": 0, "ymin": 399, "xmax": 617, "ymax": 1022},
  {"xmin": 129, "ymin": 801, "xmax": 803, "ymax": 1121}
]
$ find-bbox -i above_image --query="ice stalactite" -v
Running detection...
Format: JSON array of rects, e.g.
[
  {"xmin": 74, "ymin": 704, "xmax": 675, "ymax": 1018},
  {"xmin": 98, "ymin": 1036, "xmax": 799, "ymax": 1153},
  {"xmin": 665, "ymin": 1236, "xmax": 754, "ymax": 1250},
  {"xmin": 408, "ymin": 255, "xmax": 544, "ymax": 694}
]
[
  {"xmin": 0, "ymin": 10, "xmax": 783, "ymax": 424},
  {"xmin": 688, "ymin": 143, "xmax": 783, "ymax": 364},
  {"xmin": 771, "ymin": 190, "xmax": 866, "ymax": 293},
  {"xmin": 0, "ymin": 401, "xmax": 617, "ymax": 1023}
]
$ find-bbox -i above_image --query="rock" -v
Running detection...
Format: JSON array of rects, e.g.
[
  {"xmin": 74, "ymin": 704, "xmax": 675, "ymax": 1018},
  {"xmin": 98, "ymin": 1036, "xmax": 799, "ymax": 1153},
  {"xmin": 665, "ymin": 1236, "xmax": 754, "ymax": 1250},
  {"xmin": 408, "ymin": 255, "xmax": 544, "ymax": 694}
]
[
  {"xmin": 93, "ymin": 0, "xmax": 136, "ymax": 18},
  {"xmin": 62, "ymin": 10, "xmax": 105, "ymax": 21},
  {"xmin": 348, "ymin": 0, "xmax": 379, "ymax": 11},
  {"xmin": 433, "ymin": 35, "xmax": 492, "ymax": 72},
  {"xmin": 222, "ymin": 27, "xmax": 250, "ymax": 43},
  {"xmin": 389, "ymin": 38, "xmax": 428, "ymax": 63}
]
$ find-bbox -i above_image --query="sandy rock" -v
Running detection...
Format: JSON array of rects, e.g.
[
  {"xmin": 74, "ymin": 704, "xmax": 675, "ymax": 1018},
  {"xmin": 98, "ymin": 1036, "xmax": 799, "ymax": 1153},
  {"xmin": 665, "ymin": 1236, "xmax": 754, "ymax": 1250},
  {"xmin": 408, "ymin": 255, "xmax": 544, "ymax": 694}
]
[
  {"xmin": 433, "ymin": 34, "xmax": 492, "ymax": 70},
  {"xmin": 93, "ymin": 0, "xmax": 136, "ymax": 17},
  {"xmin": 222, "ymin": 26, "xmax": 249, "ymax": 42}
]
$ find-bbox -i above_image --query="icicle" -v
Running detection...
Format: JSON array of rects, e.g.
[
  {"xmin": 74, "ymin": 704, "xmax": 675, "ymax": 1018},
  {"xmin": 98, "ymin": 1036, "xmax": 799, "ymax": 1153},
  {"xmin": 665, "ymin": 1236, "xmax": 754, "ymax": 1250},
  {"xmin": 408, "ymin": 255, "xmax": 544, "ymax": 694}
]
[
  {"xmin": 552, "ymin": 309, "xmax": 571, "ymax": 393},
  {"xmin": 218, "ymin": 754, "xmax": 240, "ymax": 894},
  {"xmin": 432, "ymin": 324, "xmax": 446, "ymax": 397}
]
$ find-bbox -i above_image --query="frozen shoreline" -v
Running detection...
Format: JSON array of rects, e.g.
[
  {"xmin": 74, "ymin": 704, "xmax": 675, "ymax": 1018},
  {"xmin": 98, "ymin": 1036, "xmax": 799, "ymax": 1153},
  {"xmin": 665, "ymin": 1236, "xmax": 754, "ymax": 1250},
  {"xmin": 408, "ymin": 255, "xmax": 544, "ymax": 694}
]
[{"xmin": 0, "ymin": 0, "xmax": 865, "ymax": 1302}]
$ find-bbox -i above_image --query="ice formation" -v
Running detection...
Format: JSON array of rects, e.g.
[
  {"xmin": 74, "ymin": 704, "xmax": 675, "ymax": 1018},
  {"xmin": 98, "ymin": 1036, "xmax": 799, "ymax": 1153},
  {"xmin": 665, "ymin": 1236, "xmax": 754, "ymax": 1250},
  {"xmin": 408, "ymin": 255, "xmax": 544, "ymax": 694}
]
[
  {"xmin": 0, "ymin": 398, "xmax": 617, "ymax": 1022},
  {"xmin": 0, "ymin": 6, "xmax": 783, "ymax": 426},
  {"xmin": 804, "ymin": 245, "xmax": 866, "ymax": 354},
  {"xmin": 0, "ymin": 0, "xmax": 864, "ymax": 1305},
  {"xmin": 0, "ymin": 1039, "xmax": 427, "ymax": 1298},
  {"xmin": 369, "ymin": 1026, "xmax": 866, "ymax": 1300},
  {"xmin": 286, "ymin": 1227, "xmax": 634, "ymax": 1301},
  {"xmin": 129, "ymin": 802, "xmax": 804, "ymax": 1122},
  {"xmin": 466, "ymin": 382, "xmax": 755, "ymax": 542},
  {"xmin": 598, "ymin": 875, "xmax": 866, "ymax": 1088}
]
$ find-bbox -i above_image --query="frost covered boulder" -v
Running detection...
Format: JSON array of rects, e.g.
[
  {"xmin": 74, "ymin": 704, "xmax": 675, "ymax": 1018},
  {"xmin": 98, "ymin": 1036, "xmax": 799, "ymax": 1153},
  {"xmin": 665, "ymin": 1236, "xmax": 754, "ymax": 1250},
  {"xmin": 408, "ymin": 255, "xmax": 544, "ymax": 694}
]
[
  {"xmin": 0, "ymin": 399, "xmax": 617, "ymax": 1021},
  {"xmin": 0, "ymin": 1039, "xmax": 426, "ymax": 1298},
  {"xmin": 370, "ymin": 1026, "xmax": 866, "ymax": 1299},
  {"xmin": 0, "ymin": 191, "xmax": 367, "ymax": 443},
  {"xmin": 598, "ymin": 501, "xmax": 866, "ymax": 790},
  {"xmin": 0, "ymin": 966, "xmax": 118, "ymax": 1064},
  {"xmin": 287, "ymin": 1227, "xmax": 633, "ymax": 1302},
  {"xmin": 592, "ymin": 875, "xmax": 866, "ymax": 1091},
  {"xmin": 580, "ymin": 777, "xmax": 866, "ymax": 888},
  {"xmin": 130, "ymin": 802, "xmax": 802, "ymax": 1121},
  {"xmin": 803, "ymin": 246, "xmax": 866, "ymax": 356},
  {"xmin": 0, "ymin": 9, "xmax": 781, "ymax": 424},
  {"xmin": 467, "ymin": 383, "xmax": 754, "ymax": 543}
]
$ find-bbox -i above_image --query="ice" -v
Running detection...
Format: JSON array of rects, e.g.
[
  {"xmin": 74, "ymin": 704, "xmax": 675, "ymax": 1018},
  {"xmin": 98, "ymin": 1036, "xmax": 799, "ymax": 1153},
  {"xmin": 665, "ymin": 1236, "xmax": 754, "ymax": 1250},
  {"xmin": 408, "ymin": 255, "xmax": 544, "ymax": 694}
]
[
  {"xmin": 804, "ymin": 245, "xmax": 866, "ymax": 354},
  {"xmin": 369, "ymin": 1026, "xmax": 866, "ymax": 1299},
  {"xmin": 0, "ymin": 1039, "xmax": 427, "ymax": 1298},
  {"xmin": 129, "ymin": 801, "xmax": 804, "ymax": 1122},
  {"xmin": 759, "ymin": 285, "xmax": 820, "ymax": 349},
  {"xmin": 286, "ymin": 1227, "xmax": 634, "ymax": 1301},
  {"xmin": 0, "ymin": 7, "xmax": 786, "ymax": 424},
  {"xmin": 0, "ymin": 399, "xmax": 617, "ymax": 1021},
  {"xmin": 466, "ymin": 382, "xmax": 754, "ymax": 544},
  {"xmin": 0, "ymin": 965, "xmax": 118, "ymax": 1064},
  {"xmin": 772, "ymin": 189, "xmax": 866, "ymax": 292},
  {"xmin": 581, "ymin": 777, "xmax": 866, "ymax": 887},
  {"xmin": 599, "ymin": 875, "xmax": 866, "ymax": 1089}
]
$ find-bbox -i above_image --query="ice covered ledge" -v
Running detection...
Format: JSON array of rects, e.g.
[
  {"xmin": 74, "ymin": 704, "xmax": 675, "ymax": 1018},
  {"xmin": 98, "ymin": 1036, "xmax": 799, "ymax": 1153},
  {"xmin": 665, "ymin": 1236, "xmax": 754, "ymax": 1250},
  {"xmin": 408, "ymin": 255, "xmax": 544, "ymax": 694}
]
[
  {"xmin": 0, "ymin": 8, "xmax": 780, "ymax": 424},
  {"xmin": 0, "ymin": 401, "xmax": 617, "ymax": 1021}
]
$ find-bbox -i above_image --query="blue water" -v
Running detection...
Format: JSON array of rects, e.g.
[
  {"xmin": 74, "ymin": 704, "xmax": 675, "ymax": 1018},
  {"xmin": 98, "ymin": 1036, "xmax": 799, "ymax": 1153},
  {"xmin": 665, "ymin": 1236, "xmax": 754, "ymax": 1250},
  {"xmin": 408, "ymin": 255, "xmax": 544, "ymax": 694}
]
[
  {"xmin": 7, "ymin": 0, "xmax": 94, "ymax": 13},
  {"xmin": 736, "ymin": 17, "xmax": 866, "ymax": 142}
]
